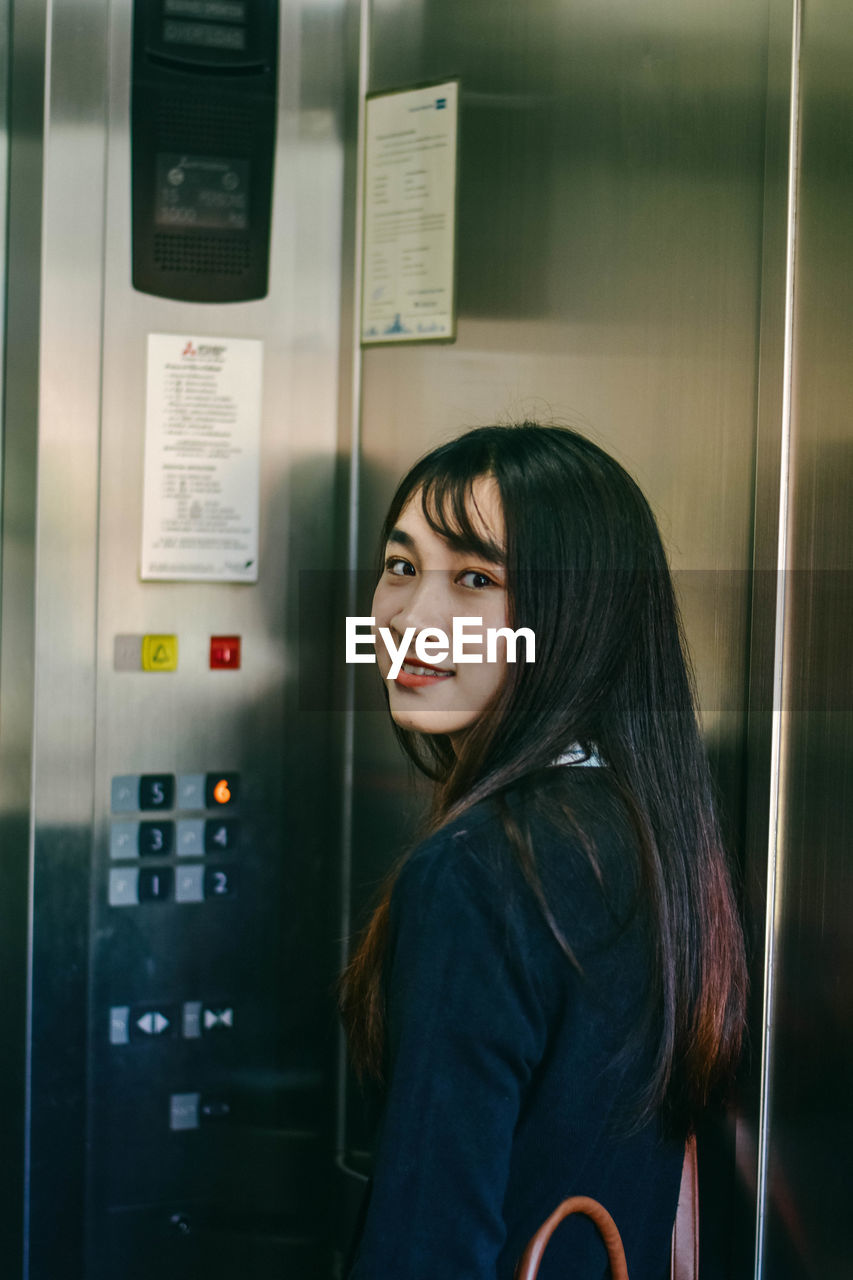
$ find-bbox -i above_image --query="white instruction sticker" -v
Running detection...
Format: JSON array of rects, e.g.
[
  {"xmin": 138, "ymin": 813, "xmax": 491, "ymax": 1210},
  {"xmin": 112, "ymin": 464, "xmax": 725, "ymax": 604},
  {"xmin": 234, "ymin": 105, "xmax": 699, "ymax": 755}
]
[{"xmin": 141, "ymin": 333, "xmax": 262, "ymax": 582}]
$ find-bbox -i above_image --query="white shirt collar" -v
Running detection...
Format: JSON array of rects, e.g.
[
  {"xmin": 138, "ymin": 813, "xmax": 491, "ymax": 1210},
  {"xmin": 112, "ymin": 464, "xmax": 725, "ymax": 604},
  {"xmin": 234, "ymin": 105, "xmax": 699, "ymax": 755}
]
[{"xmin": 551, "ymin": 743, "xmax": 603, "ymax": 768}]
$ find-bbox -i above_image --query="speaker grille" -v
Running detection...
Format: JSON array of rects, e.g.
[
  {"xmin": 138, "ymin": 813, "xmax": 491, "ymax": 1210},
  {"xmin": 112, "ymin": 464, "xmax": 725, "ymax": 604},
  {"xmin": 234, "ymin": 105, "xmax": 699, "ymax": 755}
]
[
  {"xmin": 156, "ymin": 95, "xmax": 254, "ymax": 152},
  {"xmin": 153, "ymin": 232, "xmax": 252, "ymax": 276}
]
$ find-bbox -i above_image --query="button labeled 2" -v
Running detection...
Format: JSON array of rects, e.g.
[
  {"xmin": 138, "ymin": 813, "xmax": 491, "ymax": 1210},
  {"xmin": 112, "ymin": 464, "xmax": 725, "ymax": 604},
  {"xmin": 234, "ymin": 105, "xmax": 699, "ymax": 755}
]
[{"xmin": 204, "ymin": 866, "xmax": 237, "ymax": 899}]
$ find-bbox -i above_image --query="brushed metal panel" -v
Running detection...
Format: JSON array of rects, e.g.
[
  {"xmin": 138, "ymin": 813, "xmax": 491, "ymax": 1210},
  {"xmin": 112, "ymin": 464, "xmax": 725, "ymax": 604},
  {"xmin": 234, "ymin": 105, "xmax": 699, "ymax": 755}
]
[
  {"xmin": 86, "ymin": 1, "xmax": 346, "ymax": 1274},
  {"xmin": 762, "ymin": 0, "xmax": 853, "ymax": 1273}
]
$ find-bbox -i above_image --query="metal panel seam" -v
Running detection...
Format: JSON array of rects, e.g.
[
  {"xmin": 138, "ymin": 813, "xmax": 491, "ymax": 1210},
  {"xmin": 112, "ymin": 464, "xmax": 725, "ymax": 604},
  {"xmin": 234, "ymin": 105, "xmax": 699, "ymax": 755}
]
[
  {"xmin": 336, "ymin": 0, "xmax": 370, "ymax": 1165},
  {"xmin": 753, "ymin": 1, "xmax": 803, "ymax": 1275}
]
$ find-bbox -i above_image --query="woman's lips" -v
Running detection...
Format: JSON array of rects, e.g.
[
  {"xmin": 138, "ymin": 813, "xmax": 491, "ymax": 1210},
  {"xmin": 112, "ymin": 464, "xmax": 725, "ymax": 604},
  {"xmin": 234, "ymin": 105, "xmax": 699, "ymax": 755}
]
[{"xmin": 393, "ymin": 659, "xmax": 456, "ymax": 689}]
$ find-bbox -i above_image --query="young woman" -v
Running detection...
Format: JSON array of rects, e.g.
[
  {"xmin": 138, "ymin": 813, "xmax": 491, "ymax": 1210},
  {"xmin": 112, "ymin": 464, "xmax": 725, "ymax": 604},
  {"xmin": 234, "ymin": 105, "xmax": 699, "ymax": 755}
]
[{"xmin": 340, "ymin": 423, "xmax": 747, "ymax": 1279}]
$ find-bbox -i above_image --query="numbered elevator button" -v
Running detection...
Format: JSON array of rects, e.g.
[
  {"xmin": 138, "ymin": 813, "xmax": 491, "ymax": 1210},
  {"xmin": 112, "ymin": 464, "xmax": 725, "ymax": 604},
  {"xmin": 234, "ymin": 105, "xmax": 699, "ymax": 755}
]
[
  {"xmin": 109, "ymin": 868, "xmax": 140, "ymax": 907},
  {"xmin": 176, "ymin": 865, "xmax": 204, "ymax": 903},
  {"xmin": 140, "ymin": 774, "xmax": 175, "ymax": 810},
  {"xmin": 204, "ymin": 866, "xmax": 237, "ymax": 899},
  {"xmin": 139, "ymin": 820, "xmax": 175, "ymax": 856},
  {"xmin": 176, "ymin": 820, "xmax": 205, "ymax": 856},
  {"xmin": 138, "ymin": 867, "xmax": 173, "ymax": 902},
  {"xmin": 111, "ymin": 776, "xmax": 140, "ymax": 813},
  {"xmin": 203, "ymin": 819, "xmax": 239, "ymax": 854},
  {"xmin": 204, "ymin": 773, "xmax": 239, "ymax": 808},
  {"xmin": 110, "ymin": 822, "xmax": 139, "ymax": 859}
]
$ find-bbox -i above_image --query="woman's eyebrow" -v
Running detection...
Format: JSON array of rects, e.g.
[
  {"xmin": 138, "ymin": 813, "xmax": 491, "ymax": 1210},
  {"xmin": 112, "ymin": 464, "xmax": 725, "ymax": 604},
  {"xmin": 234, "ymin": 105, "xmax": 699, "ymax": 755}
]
[{"xmin": 387, "ymin": 527, "xmax": 416, "ymax": 549}]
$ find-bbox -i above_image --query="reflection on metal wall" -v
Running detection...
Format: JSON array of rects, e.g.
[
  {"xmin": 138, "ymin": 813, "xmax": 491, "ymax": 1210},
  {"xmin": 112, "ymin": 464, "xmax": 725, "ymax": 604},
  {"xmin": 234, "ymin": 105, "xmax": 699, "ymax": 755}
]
[
  {"xmin": 762, "ymin": 0, "xmax": 853, "ymax": 1273},
  {"xmin": 340, "ymin": 1, "xmax": 774, "ymax": 1276},
  {"xmin": 0, "ymin": 0, "xmax": 346, "ymax": 1276}
]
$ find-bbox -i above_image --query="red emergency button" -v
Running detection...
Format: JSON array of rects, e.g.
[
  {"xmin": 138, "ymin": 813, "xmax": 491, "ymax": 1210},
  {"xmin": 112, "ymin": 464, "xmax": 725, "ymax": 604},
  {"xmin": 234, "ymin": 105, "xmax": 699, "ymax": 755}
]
[{"xmin": 210, "ymin": 636, "xmax": 241, "ymax": 670}]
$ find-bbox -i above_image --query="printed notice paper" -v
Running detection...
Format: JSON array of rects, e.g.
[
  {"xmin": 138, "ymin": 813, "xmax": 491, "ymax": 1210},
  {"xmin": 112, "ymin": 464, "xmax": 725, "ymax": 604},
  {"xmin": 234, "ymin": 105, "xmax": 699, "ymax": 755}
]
[
  {"xmin": 362, "ymin": 80, "xmax": 459, "ymax": 344},
  {"xmin": 141, "ymin": 333, "xmax": 262, "ymax": 582}
]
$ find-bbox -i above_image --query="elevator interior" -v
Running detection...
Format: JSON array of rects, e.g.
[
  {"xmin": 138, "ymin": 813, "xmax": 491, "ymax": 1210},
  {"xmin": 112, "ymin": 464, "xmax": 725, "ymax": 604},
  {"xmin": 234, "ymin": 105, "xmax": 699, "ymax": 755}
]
[{"xmin": 0, "ymin": 0, "xmax": 851, "ymax": 1277}]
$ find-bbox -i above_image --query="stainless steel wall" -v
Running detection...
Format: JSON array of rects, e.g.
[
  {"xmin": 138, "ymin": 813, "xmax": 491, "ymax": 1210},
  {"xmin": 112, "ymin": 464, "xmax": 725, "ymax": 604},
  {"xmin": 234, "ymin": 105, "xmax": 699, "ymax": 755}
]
[
  {"xmin": 338, "ymin": 0, "xmax": 780, "ymax": 1275},
  {"xmin": 0, "ymin": 0, "xmax": 347, "ymax": 1275},
  {"xmin": 759, "ymin": 1, "xmax": 853, "ymax": 1273}
]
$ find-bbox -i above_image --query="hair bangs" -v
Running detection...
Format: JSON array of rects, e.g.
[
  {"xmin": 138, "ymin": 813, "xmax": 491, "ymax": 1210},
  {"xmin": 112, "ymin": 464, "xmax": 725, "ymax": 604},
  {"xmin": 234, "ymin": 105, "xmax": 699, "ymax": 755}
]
[{"xmin": 418, "ymin": 469, "xmax": 505, "ymax": 566}]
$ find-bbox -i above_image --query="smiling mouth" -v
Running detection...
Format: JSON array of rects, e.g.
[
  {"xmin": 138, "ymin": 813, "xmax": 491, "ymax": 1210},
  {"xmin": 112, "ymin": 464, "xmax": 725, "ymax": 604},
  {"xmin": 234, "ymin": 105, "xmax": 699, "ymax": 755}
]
[{"xmin": 400, "ymin": 660, "xmax": 455, "ymax": 678}]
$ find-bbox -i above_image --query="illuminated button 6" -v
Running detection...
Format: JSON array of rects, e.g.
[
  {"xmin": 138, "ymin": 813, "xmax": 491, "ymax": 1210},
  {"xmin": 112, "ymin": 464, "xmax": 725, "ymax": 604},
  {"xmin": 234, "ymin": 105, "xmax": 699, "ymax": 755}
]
[
  {"xmin": 205, "ymin": 773, "xmax": 239, "ymax": 808},
  {"xmin": 138, "ymin": 867, "xmax": 173, "ymax": 903},
  {"xmin": 203, "ymin": 819, "xmax": 239, "ymax": 854},
  {"xmin": 204, "ymin": 866, "xmax": 237, "ymax": 899},
  {"xmin": 139, "ymin": 820, "xmax": 175, "ymax": 856},
  {"xmin": 140, "ymin": 774, "xmax": 175, "ymax": 810}
]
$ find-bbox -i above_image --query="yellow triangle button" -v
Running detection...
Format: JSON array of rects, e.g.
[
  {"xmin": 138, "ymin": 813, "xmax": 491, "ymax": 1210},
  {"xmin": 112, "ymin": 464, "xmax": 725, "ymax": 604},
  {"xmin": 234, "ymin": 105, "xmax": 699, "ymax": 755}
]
[{"xmin": 142, "ymin": 634, "xmax": 178, "ymax": 672}]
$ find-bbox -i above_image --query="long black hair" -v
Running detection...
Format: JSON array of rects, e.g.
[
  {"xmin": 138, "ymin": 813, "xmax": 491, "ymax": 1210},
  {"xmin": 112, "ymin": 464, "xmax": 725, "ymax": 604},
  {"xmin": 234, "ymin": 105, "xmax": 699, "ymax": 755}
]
[{"xmin": 340, "ymin": 423, "xmax": 747, "ymax": 1132}]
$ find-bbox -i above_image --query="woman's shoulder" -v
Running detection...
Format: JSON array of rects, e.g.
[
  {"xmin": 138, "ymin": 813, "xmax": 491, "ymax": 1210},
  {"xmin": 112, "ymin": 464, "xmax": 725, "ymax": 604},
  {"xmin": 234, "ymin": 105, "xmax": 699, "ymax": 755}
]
[{"xmin": 393, "ymin": 767, "xmax": 639, "ymax": 933}]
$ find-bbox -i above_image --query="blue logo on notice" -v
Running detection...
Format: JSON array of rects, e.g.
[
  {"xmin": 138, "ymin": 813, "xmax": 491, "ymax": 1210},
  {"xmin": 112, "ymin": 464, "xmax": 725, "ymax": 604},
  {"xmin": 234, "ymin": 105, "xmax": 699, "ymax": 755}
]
[{"xmin": 436, "ymin": 98, "xmax": 446, "ymax": 109}]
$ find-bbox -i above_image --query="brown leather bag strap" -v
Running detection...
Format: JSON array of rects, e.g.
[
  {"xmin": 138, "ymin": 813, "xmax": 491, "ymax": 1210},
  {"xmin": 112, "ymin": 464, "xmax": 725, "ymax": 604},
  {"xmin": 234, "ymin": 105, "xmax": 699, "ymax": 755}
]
[
  {"xmin": 515, "ymin": 1195, "xmax": 629, "ymax": 1280},
  {"xmin": 670, "ymin": 1134, "xmax": 699, "ymax": 1280},
  {"xmin": 515, "ymin": 1137, "xmax": 699, "ymax": 1280}
]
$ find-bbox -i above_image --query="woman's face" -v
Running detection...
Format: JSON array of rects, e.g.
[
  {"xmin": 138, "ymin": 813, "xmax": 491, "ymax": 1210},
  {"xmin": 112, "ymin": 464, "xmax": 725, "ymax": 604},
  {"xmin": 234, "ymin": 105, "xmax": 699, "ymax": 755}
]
[{"xmin": 371, "ymin": 477, "xmax": 509, "ymax": 746}]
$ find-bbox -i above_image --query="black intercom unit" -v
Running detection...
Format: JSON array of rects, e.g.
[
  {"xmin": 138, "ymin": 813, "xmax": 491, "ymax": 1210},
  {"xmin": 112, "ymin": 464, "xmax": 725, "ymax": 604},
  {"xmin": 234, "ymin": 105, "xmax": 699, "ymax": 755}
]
[{"xmin": 131, "ymin": 0, "xmax": 278, "ymax": 303}]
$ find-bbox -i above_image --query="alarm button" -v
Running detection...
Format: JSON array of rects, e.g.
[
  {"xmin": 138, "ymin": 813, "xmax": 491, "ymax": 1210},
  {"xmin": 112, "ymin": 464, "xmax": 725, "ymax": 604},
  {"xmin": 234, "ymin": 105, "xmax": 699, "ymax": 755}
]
[
  {"xmin": 210, "ymin": 636, "xmax": 241, "ymax": 670},
  {"xmin": 205, "ymin": 773, "xmax": 239, "ymax": 808}
]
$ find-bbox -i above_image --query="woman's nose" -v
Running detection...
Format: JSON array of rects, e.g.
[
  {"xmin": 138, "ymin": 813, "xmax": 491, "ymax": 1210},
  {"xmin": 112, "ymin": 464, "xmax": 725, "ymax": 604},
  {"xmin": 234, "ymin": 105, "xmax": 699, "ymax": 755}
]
[{"xmin": 390, "ymin": 573, "xmax": 452, "ymax": 639}]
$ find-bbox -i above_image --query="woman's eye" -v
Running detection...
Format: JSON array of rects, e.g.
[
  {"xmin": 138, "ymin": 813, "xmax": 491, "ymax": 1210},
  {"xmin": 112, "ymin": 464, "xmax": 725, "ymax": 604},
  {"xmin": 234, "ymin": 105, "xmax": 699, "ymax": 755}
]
[
  {"xmin": 457, "ymin": 570, "xmax": 497, "ymax": 590},
  {"xmin": 385, "ymin": 556, "xmax": 415, "ymax": 577}
]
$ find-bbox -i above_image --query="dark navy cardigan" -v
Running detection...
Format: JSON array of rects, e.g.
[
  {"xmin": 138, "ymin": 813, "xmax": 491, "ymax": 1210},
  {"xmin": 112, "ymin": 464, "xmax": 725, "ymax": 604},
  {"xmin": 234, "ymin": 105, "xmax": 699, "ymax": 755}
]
[{"xmin": 347, "ymin": 768, "xmax": 685, "ymax": 1279}]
